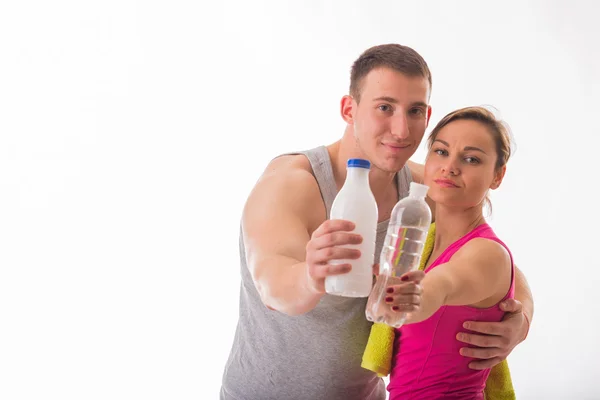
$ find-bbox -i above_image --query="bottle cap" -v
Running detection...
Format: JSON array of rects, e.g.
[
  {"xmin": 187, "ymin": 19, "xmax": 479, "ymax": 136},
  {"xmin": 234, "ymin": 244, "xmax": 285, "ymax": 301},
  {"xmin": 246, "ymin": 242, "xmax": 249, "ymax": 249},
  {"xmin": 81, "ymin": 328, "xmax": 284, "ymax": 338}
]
[
  {"xmin": 347, "ymin": 158, "xmax": 371, "ymax": 169},
  {"xmin": 409, "ymin": 182, "xmax": 429, "ymax": 198}
]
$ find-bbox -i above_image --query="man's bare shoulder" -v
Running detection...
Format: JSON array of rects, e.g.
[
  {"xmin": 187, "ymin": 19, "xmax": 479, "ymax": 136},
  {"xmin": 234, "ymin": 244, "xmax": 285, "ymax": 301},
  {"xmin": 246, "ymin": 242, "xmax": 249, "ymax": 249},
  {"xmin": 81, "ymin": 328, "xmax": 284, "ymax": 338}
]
[
  {"xmin": 244, "ymin": 154, "xmax": 326, "ymax": 233},
  {"xmin": 262, "ymin": 153, "xmax": 314, "ymax": 177},
  {"xmin": 407, "ymin": 159, "xmax": 424, "ymax": 183},
  {"xmin": 258, "ymin": 154, "xmax": 320, "ymax": 195}
]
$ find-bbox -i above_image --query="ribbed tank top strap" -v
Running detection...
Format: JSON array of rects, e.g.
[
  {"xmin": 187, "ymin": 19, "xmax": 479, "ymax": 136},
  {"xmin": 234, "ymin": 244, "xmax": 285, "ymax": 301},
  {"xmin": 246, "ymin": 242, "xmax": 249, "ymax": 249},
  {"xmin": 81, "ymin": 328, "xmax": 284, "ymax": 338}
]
[{"xmin": 278, "ymin": 146, "xmax": 338, "ymax": 218}]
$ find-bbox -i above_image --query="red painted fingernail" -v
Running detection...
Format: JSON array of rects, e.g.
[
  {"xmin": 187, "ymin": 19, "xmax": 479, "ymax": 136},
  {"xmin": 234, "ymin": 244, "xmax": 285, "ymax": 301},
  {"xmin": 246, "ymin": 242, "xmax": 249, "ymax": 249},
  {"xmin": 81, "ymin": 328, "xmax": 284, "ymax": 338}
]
[
  {"xmin": 386, "ymin": 287, "xmax": 394, "ymax": 294},
  {"xmin": 392, "ymin": 306, "xmax": 399, "ymax": 311},
  {"xmin": 401, "ymin": 275, "xmax": 409, "ymax": 281},
  {"xmin": 385, "ymin": 297, "xmax": 393, "ymax": 303}
]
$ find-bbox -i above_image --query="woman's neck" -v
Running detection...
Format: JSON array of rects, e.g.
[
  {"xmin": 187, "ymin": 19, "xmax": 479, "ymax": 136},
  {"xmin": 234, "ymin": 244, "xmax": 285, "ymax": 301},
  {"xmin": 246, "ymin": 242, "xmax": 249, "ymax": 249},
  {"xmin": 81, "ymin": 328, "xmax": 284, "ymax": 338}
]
[{"xmin": 433, "ymin": 204, "xmax": 486, "ymax": 253}]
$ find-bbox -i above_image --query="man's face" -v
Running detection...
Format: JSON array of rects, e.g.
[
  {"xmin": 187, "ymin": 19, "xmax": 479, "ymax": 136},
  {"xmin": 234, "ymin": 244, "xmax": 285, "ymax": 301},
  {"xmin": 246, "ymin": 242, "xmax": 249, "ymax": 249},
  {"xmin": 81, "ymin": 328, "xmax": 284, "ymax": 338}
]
[{"xmin": 350, "ymin": 67, "xmax": 431, "ymax": 173}]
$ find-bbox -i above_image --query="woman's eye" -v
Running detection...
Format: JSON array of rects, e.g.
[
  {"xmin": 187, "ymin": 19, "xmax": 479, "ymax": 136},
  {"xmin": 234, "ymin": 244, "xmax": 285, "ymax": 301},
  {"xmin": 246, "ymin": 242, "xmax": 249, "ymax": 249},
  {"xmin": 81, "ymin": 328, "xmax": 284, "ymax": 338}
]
[{"xmin": 465, "ymin": 157, "xmax": 480, "ymax": 164}]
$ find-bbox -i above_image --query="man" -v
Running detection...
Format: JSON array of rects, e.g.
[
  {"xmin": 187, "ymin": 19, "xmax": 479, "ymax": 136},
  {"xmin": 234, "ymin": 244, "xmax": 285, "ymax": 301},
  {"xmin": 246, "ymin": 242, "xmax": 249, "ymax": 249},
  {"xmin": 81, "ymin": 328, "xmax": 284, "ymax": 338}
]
[{"xmin": 220, "ymin": 44, "xmax": 533, "ymax": 400}]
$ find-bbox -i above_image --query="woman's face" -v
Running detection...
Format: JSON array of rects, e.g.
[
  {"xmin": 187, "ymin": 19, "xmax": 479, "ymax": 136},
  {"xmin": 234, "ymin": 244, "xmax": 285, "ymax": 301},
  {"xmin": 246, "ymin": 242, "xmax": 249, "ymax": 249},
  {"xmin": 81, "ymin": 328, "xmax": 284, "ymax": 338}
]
[{"xmin": 424, "ymin": 119, "xmax": 505, "ymax": 210}]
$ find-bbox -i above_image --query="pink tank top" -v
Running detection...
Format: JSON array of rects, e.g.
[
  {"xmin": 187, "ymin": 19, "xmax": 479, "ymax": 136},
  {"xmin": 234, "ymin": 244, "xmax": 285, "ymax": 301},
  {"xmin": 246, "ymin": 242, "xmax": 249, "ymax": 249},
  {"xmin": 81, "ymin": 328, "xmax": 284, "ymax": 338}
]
[{"xmin": 387, "ymin": 223, "xmax": 515, "ymax": 400}]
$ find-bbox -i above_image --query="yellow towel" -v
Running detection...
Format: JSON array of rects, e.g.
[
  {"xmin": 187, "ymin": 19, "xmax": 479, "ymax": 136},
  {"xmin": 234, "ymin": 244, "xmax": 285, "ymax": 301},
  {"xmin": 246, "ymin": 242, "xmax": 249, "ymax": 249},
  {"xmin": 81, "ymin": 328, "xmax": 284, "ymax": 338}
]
[
  {"xmin": 484, "ymin": 360, "xmax": 515, "ymax": 400},
  {"xmin": 361, "ymin": 223, "xmax": 516, "ymax": 400},
  {"xmin": 361, "ymin": 322, "xmax": 395, "ymax": 377}
]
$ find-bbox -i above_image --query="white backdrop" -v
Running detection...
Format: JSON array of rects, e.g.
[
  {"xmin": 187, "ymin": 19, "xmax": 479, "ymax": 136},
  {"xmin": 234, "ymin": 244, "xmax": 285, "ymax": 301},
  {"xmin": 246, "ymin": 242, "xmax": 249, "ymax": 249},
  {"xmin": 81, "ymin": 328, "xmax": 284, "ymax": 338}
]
[{"xmin": 1, "ymin": 1, "xmax": 599, "ymax": 399}]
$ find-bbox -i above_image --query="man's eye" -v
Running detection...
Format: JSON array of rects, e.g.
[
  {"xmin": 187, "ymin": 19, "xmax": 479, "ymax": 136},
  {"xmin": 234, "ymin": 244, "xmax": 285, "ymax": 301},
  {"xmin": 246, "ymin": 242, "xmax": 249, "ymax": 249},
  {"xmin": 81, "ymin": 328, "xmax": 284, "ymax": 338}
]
[
  {"xmin": 410, "ymin": 108, "xmax": 424, "ymax": 115},
  {"xmin": 378, "ymin": 105, "xmax": 392, "ymax": 112}
]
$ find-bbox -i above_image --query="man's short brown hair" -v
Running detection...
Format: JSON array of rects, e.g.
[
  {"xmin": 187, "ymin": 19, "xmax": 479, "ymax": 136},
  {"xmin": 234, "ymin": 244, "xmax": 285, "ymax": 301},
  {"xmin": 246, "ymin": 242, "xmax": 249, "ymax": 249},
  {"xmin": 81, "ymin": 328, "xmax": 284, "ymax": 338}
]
[{"xmin": 349, "ymin": 44, "xmax": 432, "ymax": 103}]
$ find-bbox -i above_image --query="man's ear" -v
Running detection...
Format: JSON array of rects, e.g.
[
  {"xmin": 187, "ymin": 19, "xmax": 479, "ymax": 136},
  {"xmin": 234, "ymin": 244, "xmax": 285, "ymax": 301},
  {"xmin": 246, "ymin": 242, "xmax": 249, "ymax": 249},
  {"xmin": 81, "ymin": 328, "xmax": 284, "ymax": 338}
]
[
  {"xmin": 490, "ymin": 165, "xmax": 506, "ymax": 190},
  {"xmin": 340, "ymin": 95, "xmax": 355, "ymax": 124},
  {"xmin": 426, "ymin": 106, "xmax": 432, "ymax": 126}
]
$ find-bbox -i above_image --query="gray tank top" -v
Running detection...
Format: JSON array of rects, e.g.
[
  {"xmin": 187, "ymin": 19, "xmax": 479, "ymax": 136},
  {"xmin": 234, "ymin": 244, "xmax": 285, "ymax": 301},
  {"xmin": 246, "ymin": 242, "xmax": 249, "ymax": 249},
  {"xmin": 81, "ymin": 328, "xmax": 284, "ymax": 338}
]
[{"xmin": 220, "ymin": 146, "xmax": 412, "ymax": 400}]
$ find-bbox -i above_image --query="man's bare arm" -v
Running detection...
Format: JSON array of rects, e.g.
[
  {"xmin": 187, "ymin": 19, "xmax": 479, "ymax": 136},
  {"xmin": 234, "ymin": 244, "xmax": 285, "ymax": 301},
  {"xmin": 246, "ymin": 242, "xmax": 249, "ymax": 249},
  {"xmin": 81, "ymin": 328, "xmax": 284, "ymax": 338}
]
[
  {"xmin": 407, "ymin": 160, "xmax": 424, "ymax": 183},
  {"xmin": 242, "ymin": 159, "xmax": 325, "ymax": 316},
  {"xmin": 514, "ymin": 265, "xmax": 534, "ymax": 340}
]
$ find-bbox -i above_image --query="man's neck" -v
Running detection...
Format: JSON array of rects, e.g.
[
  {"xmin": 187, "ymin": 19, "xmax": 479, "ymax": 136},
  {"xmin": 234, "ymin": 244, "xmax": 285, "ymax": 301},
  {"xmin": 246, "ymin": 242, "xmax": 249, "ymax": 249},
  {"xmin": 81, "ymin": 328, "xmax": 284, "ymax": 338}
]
[{"xmin": 326, "ymin": 133, "xmax": 400, "ymax": 219}]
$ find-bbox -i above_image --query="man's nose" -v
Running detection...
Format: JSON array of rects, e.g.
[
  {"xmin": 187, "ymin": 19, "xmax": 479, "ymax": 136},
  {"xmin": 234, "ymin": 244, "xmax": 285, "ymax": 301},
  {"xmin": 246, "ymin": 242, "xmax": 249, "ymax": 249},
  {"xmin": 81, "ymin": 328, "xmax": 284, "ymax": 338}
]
[{"xmin": 390, "ymin": 113, "xmax": 410, "ymax": 140}]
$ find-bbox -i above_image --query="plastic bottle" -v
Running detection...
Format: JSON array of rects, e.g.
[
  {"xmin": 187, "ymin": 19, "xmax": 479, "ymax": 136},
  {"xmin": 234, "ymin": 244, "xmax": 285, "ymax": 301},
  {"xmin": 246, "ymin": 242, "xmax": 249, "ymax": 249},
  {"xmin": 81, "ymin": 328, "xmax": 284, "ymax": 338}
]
[
  {"xmin": 365, "ymin": 182, "xmax": 431, "ymax": 327},
  {"xmin": 325, "ymin": 158, "xmax": 378, "ymax": 298}
]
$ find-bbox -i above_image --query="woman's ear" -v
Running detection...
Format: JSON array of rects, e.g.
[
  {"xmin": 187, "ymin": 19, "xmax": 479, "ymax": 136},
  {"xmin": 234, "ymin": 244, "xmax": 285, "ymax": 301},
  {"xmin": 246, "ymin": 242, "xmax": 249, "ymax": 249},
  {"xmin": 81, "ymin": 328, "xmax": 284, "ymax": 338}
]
[{"xmin": 490, "ymin": 165, "xmax": 506, "ymax": 190}]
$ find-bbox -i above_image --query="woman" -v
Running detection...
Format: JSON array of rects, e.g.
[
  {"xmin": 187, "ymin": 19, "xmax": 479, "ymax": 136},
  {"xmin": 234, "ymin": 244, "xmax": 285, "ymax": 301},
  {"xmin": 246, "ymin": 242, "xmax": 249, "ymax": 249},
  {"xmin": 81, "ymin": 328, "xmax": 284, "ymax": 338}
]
[{"xmin": 384, "ymin": 106, "xmax": 516, "ymax": 399}]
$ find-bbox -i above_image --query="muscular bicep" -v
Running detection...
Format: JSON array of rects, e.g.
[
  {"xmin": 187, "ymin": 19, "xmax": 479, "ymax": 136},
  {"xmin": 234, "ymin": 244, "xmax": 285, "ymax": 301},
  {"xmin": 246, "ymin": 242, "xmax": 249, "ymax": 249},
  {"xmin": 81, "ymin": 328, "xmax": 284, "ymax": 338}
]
[
  {"xmin": 242, "ymin": 166, "xmax": 323, "ymax": 285},
  {"xmin": 513, "ymin": 264, "xmax": 534, "ymax": 318},
  {"xmin": 514, "ymin": 265, "xmax": 531, "ymax": 298}
]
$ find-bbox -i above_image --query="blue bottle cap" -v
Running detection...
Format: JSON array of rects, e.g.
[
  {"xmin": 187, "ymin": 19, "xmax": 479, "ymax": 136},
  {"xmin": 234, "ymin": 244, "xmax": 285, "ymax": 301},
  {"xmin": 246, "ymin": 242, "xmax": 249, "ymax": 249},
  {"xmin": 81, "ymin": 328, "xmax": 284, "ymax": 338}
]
[{"xmin": 347, "ymin": 158, "xmax": 371, "ymax": 169}]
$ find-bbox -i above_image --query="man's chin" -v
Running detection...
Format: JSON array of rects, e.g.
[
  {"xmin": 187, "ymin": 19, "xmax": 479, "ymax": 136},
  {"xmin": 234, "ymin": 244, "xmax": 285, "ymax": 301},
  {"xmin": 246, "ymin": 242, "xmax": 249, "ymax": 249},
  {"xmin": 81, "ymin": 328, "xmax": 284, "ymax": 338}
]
[
  {"xmin": 372, "ymin": 160, "xmax": 407, "ymax": 174},
  {"xmin": 379, "ymin": 155, "xmax": 411, "ymax": 172}
]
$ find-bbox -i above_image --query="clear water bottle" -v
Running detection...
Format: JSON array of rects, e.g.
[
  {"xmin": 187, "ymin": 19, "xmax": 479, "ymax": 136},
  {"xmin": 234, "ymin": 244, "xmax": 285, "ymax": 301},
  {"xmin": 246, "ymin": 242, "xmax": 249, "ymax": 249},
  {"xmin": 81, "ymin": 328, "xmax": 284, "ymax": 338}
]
[
  {"xmin": 325, "ymin": 158, "xmax": 378, "ymax": 298},
  {"xmin": 365, "ymin": 182, "xmax": 431, "ymax": 327}
]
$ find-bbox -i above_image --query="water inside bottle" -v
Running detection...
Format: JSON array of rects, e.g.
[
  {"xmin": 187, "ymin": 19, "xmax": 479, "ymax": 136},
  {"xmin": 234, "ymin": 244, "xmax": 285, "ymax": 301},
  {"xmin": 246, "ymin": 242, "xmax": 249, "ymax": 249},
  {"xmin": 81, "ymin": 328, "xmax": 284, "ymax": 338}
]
[{"xmin": 365, "ymin": 225, "xmax": 428, "ymax": 327}]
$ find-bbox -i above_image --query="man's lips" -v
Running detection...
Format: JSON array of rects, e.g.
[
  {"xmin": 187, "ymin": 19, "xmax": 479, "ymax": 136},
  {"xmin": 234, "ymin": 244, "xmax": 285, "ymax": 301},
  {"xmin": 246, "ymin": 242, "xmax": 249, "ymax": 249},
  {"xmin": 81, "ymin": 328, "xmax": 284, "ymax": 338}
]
[{"xmin": 383, "ymin": 143, "xmax": 412, "ymax": 150}]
